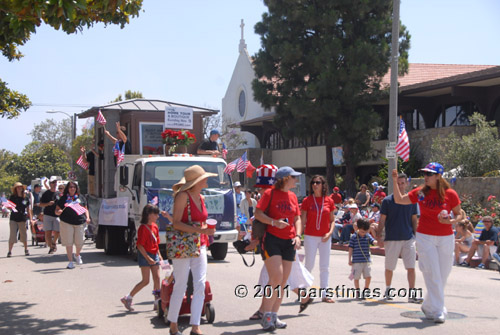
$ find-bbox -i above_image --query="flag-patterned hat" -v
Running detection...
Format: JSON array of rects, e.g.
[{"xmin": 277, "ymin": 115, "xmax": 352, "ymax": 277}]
[{"xmin": 254, "ymin": 164, "xmax": 278, "ymax": 189}]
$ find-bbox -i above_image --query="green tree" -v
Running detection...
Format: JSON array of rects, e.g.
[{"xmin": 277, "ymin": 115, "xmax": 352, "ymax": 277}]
[
  {"xmin": 12, "ymin": 143, "xmax": 70, "ymax": 185},
  {"xmin": 252, "ymin": 0, "xmax": 410, "ymax": 194},
  {"xmin": 112, "ymin": 90, "xmax": 144, "ymax": 102},
  {"xmin": 0, "ymin": 149, "xmax": 20, "ymax": 195},
  {"xmin": 0, "ymin": 0, "xmax": 143, "ymax": 118},
  {"xmin": 28, "ymin": 118, "xmax": 72, "ymax": 153},
  {"xmin": 430, "ymin": 113, "xmax": 500, "ymax": 177}
]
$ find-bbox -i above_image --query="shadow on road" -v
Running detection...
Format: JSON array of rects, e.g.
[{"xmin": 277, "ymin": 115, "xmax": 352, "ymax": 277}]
[{"xmin": 0, "ymin": 301, "xmax": 93, "ymax": 334}]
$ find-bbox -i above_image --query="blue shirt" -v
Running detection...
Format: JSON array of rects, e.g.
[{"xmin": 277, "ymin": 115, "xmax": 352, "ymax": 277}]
[
  {"xmin": 349, "ymin": 233, "xmax": 375, "ymax": 263},
  {"xmin": 380, "ymin": 194, "xmax": 418, "ymax": 241},
  {"xmin": 479, "ymin": 226, "xmax": 499, "ymax": 244},
  {"xmin": 235, "ymin": 191, "xmax": 242, "ymax": 215}
]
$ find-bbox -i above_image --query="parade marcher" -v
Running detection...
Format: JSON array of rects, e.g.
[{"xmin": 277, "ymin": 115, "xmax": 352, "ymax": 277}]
[
  {"xmin": 55, "ymin": 181, "xmax": 90, "ymax": 269},
  {"xmin": 376, "ymin": 173, "xmax": 421, "ymax": 303},
  {"xmin": 392, "ymin": 163, "xmax": 462, "ymax": 323},
  {"xmin": 167, "ymin": 165, "xmax": 216, "ymax": 335},
  {"xmin": 300, "ymin": 175, "xmax": 336, "ymax": 303},
  {"xmin": 39, "ymin": 177, "xmax": 61, "ymax": 254},
  {"xmin": 7, "ymin": 182, "xmax": 32, "ymax": 257},
  {"xmin": 255, "ymin": 166, "xmax": 302, "ymax": 331},
  {"xmin": 121, "ymin": 204, "xmax": 162, "ymax": 312}
]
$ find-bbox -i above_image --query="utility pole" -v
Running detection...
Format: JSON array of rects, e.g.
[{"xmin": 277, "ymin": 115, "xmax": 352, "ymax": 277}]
[{"xmin": 387, "ymin": 0, "xmax": 400, "ymax": 194}]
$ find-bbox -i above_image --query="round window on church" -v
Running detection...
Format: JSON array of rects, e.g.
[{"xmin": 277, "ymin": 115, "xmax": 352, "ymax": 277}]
[{"xmin": 238, "ymin": 90, "xmax": 246, "ymax": 117}]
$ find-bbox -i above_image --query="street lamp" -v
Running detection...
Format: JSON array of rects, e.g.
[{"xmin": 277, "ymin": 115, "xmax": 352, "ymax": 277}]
[{"xmin": 46, "ymin": 110, "xmax": 76, "ymax": 170}]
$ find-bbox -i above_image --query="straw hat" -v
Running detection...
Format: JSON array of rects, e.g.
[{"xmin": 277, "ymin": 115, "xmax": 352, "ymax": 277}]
[
  {"xmin": 172, "ymin": 165, "xmax": 217, "ymax": 194},
  {"xmin": 11, "ymin": 182, "xmax": 27, "ymax": 194}
]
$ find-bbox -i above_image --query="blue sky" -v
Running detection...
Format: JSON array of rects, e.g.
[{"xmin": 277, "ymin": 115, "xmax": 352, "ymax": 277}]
[{"xmin": 1, "ymin": 0, "xmax": 500, "ymax": 154}]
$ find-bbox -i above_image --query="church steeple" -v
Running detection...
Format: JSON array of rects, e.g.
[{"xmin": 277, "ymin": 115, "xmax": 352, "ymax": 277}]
[{"xmin": 239, "ymin": 19, "xmax": 247, "ymax": 53}]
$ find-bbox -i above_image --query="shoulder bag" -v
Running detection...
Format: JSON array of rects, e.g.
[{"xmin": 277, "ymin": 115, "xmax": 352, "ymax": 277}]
[
  {"xmin": 251, "ymin": 190, "xmax": 274, "ymax": 241},
  {"xmin": 165, "ymin": 195, "xmax": 201, "ymax": 259}
]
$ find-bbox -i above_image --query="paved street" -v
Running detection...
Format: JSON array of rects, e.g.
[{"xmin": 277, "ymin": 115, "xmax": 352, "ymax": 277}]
[{"xmin": 1, "ymin": 216, "xmax": 499, "ymax": 335}]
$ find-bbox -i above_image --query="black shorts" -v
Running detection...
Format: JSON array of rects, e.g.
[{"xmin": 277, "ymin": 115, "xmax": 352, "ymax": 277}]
[{"xmin": 262, "ymin": 232, "xmax": 296, "ymax": 262}]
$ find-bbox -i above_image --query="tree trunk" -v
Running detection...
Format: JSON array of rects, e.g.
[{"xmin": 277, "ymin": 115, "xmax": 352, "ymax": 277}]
[
  {"xmin": 325, "ymin": 144, "xmax": 336, "ymax": 191},
  {"xmin": 343, "ymin": 142, "xmax": 357, "ymax": 198}
]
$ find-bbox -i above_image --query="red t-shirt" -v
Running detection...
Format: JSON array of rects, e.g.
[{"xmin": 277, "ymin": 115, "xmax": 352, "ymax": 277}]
[
  {"xmin": 257, "ymin": 188, "xmax": 300, "ymax": 240},
  {"xmin": 330, "ymin": 193, "xmax": 343, "ymax": 205},
  {"xmin": 137, "ymin": 223, "xmax": 159, "ymax": 254},
  {"xmin": 301, "ymin": 195, "xmax": 335, "ymax": 236},
  {"xmin": 181, "ymin": 193, "xmax": 209, "ymax": 246},
  {"xmin": 408, "ymin": 187, "xmax": 460, "ymax": 236},
  {"xmin": 373, "ymin": 190, "xmax": 386, "ymax": 204}
]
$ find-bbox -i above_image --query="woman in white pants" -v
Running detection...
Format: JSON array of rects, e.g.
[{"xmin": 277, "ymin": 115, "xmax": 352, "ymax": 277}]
[
  {"xmin": 300, "ymin": 175, "xmax": 336, "ymax": 303},
  {"xmin": 167, "ymin": 166, "xmax": 216, "ymax": 335},
  {"xmin": 392, "ymin": 163, "xmax": 462, "ymax": 323}
]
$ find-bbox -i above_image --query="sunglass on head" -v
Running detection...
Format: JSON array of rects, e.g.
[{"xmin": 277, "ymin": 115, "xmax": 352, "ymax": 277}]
[
  {"xmin": 311, "ymin": 181, "xmax": 323, "ymax": 185},
  {"xmin": 423, "ymin": 172, "xmax": 436, "ymax": 177}
]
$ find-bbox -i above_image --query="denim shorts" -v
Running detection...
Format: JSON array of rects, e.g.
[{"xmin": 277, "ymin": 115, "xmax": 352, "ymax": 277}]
[{"xmin": 137, "ymin": 251, "xmax": 160, "ymax": 267}]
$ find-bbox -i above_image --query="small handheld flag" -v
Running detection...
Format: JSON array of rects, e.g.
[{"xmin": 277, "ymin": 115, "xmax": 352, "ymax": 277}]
[
  {"xmin": 64, "ymin": 202, "xmax": 87, "ymax": 215},
  {"xmin": 76, "ymin": 155, "xmax": 89, "ymax": 170},
  {"xmin": 3, "ymin": 200, "xmax": 18, "ymax": 212},
  {"xmin": 222, "ymin": 143, "xmax": 228, "ymax": 160},
  {"xmin": 97, "ymin": 110, "xmax": 107, "ymax": 125}
]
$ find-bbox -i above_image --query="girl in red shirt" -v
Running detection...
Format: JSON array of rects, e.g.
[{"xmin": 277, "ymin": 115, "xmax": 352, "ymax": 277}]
[
  {"xmin": 121, "ymin": 204, "xmax": 163, "ymax": 312},
  {"xmin": 392, "ymin": 163, "xmax": 462, "ymax": 324},
  {"xmin": 301, "ymin": 175, "xmax": 335, "ymax": 303}
]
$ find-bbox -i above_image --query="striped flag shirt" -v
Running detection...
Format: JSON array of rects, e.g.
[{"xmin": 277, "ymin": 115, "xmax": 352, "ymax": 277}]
[
  {"xmin": 76, "ymin": 155, "xmax": 89, "ymax": 170},
  {"xmin": 395, "ymin": 119, "xmax": 410, "ymax": 162},
  {"xmin": 236, "ymin": 152, "xmax": 249, "ymax": 172},
  {"xmin": 96, "ymin": 110, "xmax": 107, "ymax": 125}
]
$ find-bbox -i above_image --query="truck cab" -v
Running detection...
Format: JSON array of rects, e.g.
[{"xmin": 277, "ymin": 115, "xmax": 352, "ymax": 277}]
[{"xmin": 116, "ymin": 154, "xmax": 238, "ymax": 260}]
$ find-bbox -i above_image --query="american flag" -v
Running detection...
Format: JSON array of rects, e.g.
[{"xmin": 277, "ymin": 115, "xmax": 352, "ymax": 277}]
[
  {"xmin": 113, "ymin": 141, "xmax": 125, "ymax": 165},
  {"xmin": 96, "ymin": 110, "xmax": 107, "ymax": 125},
  {"xmin": 3, "ymin": 199, "xmax": 18, "ymax": 212},
  {"xmin": 395, "ymin": 118, "xmax": 410, "ymax": 162},
  {"xmin": 222, "ymin": 143, "xmax": 228, "ymax": 160},
  {"xmin": 64, "ymin": 202, "xmax": 87, "ymax": 215},
  {"xmin": 76, "ymin": 155, "xmax": 89, "ymax": 170},
  {"xmin": 236, "ymin": 151, "xmax": 249, "ymax": 172},
  {"xmin": 224, "ymin": 158, "xmax": 238, "ymax": 174}
]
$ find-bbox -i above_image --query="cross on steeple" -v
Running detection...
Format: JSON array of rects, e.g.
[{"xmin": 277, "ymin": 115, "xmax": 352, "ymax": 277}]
[{"xmin": 239, "ymin": 19, "xmax": 247, "ymax": 53}]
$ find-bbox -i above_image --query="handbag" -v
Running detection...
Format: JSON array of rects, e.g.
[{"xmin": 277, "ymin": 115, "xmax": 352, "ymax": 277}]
[
  {"xmin": 251, "ymin": 190, "xmax": 274, "ymax": 241},
  {"xmin": 165, "ymin": 195, "xmax": 201, "ymax": 259}
]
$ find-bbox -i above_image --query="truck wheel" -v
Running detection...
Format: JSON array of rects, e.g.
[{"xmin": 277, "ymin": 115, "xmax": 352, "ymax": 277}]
[
  {"xmin": 95, "ymin": 226, "xmax": 105, "ymax": 249},
  {"xmin": 209, "ymin": 243, "xmax": 228, "ymax": 260}
]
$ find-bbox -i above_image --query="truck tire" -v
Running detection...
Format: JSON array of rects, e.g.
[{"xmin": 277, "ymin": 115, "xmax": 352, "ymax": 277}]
[
  {"xmin": 95, "ymin": 226, "xmax": 105, "ymax": 249},
  {"xmin": 104, "ymin": 226, "xmax": 128, "ymax": 255},
  {"xmin": 209, "ymin": 243, "xmax": 228, "ymax": 260}
]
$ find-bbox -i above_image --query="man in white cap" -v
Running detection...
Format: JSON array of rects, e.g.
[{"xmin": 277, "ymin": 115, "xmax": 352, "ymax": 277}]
[{"xmin": 233, "ymin": 181, "xmax": 243, "ymax": 216}]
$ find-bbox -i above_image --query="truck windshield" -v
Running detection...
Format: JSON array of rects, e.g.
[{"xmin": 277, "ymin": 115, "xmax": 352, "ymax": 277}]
[{"xmin": 143, "ymin": 161, "xmax": 231, "ymax": 190}]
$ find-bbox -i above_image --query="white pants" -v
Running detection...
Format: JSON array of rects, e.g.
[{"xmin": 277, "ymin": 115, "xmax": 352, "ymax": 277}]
[
  {"xmin": 416, "ymin": 233, "xmax": 454, "ymax": 318},
  {"xmin": 167, "ymin": 246, "xmax": 207, "ymax": 325},
  {"xmin": 304, "ymin": 235, "xmax": 331, "ymax": 299}
]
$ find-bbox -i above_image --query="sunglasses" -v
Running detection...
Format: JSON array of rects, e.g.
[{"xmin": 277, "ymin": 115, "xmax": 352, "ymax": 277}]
[
  {"xmin": 311, "ymin": 181, "xmax": 323, "ymax": 185},
  {"xmin": 423, "ymin": 172, "xmax": 437, "ymax": 177}
]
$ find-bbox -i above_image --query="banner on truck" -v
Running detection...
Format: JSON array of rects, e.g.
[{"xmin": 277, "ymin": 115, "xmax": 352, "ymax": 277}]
[
  {"xmin": 165, "ymin": 106, "xmax": 193, "ymax": 130},
  {"xmin": 99, "ymin": 197, "xmax": 128, "ymax": 227}
]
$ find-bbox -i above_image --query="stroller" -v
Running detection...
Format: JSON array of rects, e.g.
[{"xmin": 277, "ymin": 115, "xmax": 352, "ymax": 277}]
[
  {"xmin": 31, "ymin": 215, "xmax": 46, "ymax": 246},
  {"xmin": 157, "ymin": 270, "xmax": 215, "ymax": 325}
]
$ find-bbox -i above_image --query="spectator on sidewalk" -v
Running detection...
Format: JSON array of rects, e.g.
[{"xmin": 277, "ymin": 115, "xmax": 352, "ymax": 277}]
[{"xmin": 459, "ymin": 216, "xmax": 498, "ymax": 269}]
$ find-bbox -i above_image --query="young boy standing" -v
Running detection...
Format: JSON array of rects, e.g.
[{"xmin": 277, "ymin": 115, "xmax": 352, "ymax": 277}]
[{"xmin": 348, "ymin": 219, "xmax": 376, "ymax": 300}]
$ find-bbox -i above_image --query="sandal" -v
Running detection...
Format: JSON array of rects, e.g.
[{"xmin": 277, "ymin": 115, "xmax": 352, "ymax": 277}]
[
  {"xmin": 322, "ymin": 297, "xmax": 335, "ymax": 303},
  {"xmin": 249, "ymin": 310, "xmax": 263, "ymax": 320},
  {"xmin": 299, "ymin": 297, "xmax": 313, "ymax": 313}
]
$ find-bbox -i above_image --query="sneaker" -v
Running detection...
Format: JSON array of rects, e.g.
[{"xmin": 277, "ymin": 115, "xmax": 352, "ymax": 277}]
[
  {"xmin": 493, "ymin": 253, "xmax": 500, "ymax": 263},
  {"xmin": 48, "ymin": 248, "xmax": 54, "ymax": 254},
  {"xmin": 25, "ymin": 250, "xmax": 30, "ymax": 256},
  {"xmin": 434, "ymin": 313, "xmax": 445, "ymax": 323},
  {"xmin": 408, "ymin": 296, "xmax": 423, "ymax": 304},
  {"xmin": 67, "ymin": 261, "xmax": 75, "ymax": 269},
  {"xmin": 459, "ymin": 261, "xmax": 469, "ymax": 267},
  {"xmin": 261, "ymin": 312, "xmax": 275, "ymax": 332},
  {"xmin": 477, "ymin": 263, "xmax": 485, "ymax": 269},
  {"xmin": 272, "ymin": 314, "xmax": 287, "ymax": 329},
  {"xmin": 7, "ymin": 251, "xmax": 12, "ymax": 258},
  {"xmin": 153, "ymin": 299, "xmax": 159, "ymax": 311},
  {"xmin": 121, "ymin": 296, "xmax": 134, "ymax": 312},
  {"xmin": 75, "ymin": 255, "xmax": 83, "ymax": 265},
  {"xmin": 384, "ymin": 288, "xmax": 393, "ymax": 301}
]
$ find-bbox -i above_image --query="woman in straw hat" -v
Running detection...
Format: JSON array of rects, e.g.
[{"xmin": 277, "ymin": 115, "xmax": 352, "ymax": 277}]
[
  {"xmin": 7, "ymin": 182, "xmax": 32, "ymax": 257},
  {"xmin": 167, "ymin": 165, "xmax": 216, "ymax": 335}
]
